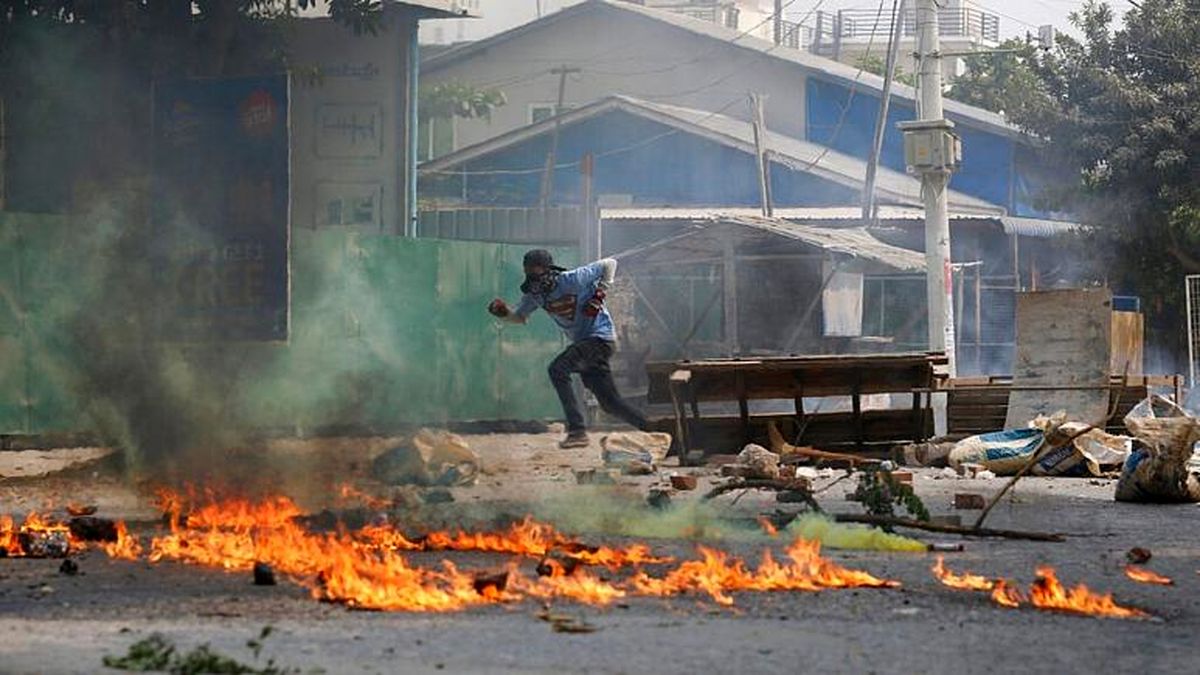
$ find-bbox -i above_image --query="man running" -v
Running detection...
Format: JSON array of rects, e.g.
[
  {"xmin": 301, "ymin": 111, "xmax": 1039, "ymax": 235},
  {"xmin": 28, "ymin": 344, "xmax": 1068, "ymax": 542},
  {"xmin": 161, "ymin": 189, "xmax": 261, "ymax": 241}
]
[{"xmin": 487, "ymin": 249, "xmax": 647, "ymax": 448}]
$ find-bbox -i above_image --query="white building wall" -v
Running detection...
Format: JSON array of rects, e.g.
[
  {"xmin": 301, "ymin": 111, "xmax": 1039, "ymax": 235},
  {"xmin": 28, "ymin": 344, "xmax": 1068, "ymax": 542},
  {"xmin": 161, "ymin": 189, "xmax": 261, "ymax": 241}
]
[
  {"xmin": 423, "ymin": 9, "xmax": 810, "ymax": 154},
  {"xmin": 421, "ymin": 0, "xmax": 583, "ymax": 45},
  {"xmin": 288, "ymin": 17, "xmax": 408, "ymax": 233}
]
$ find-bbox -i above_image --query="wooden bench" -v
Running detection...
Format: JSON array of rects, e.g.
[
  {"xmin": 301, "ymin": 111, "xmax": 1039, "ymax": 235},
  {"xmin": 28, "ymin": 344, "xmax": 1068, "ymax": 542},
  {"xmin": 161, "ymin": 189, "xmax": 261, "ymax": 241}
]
[
  {"xmin": 945, "ymin": 374, "xmax": 1184, "ymax": 438},
  {"xmin": 645, "ymin": 352, "xmax": 949, "ymax": 462}
]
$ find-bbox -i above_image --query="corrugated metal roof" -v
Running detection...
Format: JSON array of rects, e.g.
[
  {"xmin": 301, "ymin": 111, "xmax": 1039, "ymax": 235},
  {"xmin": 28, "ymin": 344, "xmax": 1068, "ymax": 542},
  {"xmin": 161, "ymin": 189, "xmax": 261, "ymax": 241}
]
[
  {"xmin": 423, "ymin": 0, "xmax": 1025, "ymax": 139},
  {"xmin": 999, "ymin": 216, "xmax": 1082, "ymax": 237},
  {"xmin": 614, "ymin": 214, "xmax": 927, "ymax": 272},
  {"xmin": 601, "ymin": 205, "xmax": 1003, "ymax": 221},
  {"xmin": 391, "ymin": 0, "xmax": 473, "ymax": 17},
  {"xmin": 422, "ymin": 95, "xmax": 1005, "ymax": 212}
]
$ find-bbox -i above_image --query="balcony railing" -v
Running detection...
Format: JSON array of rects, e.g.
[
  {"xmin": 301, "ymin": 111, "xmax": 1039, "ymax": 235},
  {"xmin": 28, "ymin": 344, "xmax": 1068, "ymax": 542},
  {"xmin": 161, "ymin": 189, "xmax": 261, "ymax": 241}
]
[{"xmin": 811, "ymin": 5, "xmax": 1000, "ymax": 55}]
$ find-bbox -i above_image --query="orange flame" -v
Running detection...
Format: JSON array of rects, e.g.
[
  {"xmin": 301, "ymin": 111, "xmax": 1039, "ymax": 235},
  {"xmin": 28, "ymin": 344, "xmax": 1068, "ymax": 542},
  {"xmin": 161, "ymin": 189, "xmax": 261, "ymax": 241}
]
[
  {"xmin": 631, "ymin": 539, "xmax": 897, "ymax": 606},
  {"xmin": 931, "ymin": 556, "xmax": 996, "ymax": 591},
  {"xmin": 9, "ymin": 491, "xmax": 898, "ymax": 612},
  {"xmin": 1123, "ymin": 565, "xmax": 1173, "ymax": 586},
  {"xmin": 990, "ymin": 579, "xmax": 1024, "ymax": 608},
  {"xmin": 757, "ymin": 516, "xmax": 779, "ymax": 537},
  {"xmin": 1029, "ymin": 566, "xmax": 1149, "ymax": 619},
  {"xmin": 102, "ymin": 521, "xmax": 143, "ymax": 560},
  {"xmin": 337, "ymin": 484, "xmax": 392, "ymax": 511}
]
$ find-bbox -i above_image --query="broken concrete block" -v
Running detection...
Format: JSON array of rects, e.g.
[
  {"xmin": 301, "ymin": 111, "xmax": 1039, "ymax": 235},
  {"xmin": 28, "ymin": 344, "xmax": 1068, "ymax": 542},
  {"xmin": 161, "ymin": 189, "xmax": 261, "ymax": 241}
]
[
  {"xmin": 890, "ymin": 471, "xmax": 913, "ymax": 485},
  {"xmin": 647, "ymin": 488, "xmax": 672, "ymax": 509},
  {"xmin": 253, "ymin": 561, "xmax": 277, "ymax": 586},
  {"xmin": 737, "ymin": 444, "xmax": 780, "ymax": 479},
  {"xmin": 958, "ymin": 462, "xmax": 986, "ymax": 478},
  {"xmin": 621, "ymin": 460, "xmax": 654, "ymax": 476},
  {"xmin": 954, "ymin": 493, "xmax": 986, "ymax": 510},
  {"xmin": 601, "ymin": 431, "xmax": 672, "ymax": 467},
  {"xmin": 372, "ymin": 428, "xmax": 479, "ymax": 487},
  {"xmin": 422, "ymin": 489, "xmax": 455, "ymax": 504},
  {"xmin": 669, "ymin": 475, "xmax": 697, "ymax": 491},
  {"xmin": 574, "ymin": 468, "xmax": 616, "ymax": 485}
]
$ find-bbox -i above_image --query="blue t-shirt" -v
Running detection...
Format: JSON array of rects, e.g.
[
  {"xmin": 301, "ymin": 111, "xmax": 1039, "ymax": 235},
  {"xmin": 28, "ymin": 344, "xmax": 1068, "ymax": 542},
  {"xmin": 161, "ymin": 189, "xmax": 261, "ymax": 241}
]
[{"xmin": 515, "ymin": 261, "xmax": 615, "ymax": 343}]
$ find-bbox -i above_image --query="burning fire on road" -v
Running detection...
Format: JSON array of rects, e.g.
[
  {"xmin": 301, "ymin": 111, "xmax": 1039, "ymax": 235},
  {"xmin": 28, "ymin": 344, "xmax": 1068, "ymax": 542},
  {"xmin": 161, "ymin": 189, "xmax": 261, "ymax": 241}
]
[
  {"xmin": 931, "ymin": 556, "xmax": 1151, "ymax": 619},
  {"xmin": 1123, "ymin": 565, "xmax": 1173, "ymax": 586},
  {"xmin": 1, "ymin": 490, "xmax": 899, "ymax": 612}
]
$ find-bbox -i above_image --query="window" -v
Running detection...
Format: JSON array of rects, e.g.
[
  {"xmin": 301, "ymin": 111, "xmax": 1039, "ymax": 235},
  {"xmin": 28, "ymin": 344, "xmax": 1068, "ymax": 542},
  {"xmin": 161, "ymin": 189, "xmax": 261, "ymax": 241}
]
[
  {"xmin": 529, "ymin": 103, "xmax": 574, "ymax": 124},
  {"xmin": 417, "ymin": 115, "xmax": 455, "ymax": 162}
]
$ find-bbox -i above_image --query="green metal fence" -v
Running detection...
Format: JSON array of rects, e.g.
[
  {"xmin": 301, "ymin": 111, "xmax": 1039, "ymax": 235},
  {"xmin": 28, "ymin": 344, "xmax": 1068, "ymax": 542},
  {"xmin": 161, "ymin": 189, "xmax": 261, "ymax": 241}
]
[{"xmin": 0, "ymin": 211, "xmax": 573, "ymax": 436}]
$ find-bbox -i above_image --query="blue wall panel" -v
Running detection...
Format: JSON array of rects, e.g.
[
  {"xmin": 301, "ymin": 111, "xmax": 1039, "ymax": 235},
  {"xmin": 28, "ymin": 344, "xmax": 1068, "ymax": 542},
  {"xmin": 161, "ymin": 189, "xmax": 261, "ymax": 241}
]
[
  {"xmin": 805, "ymin": 78, "xmax": 1016, "ymax": 211},
  {"xmin": 426, "ymin": 110, "xmax": 858, "ymax": 207}
]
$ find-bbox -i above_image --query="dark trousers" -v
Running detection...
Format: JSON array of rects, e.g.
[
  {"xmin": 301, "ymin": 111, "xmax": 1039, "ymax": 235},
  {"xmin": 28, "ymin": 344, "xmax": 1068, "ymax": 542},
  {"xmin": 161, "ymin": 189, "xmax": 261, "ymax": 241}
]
[{"xmin": 548, "ymin": 338, "xmax": 647, "ymax": 434}]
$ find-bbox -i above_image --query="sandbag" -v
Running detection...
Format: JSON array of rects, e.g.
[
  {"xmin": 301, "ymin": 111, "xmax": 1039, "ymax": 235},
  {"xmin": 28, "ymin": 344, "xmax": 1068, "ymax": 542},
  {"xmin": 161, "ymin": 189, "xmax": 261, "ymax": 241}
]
[
  {"xmin": 1115, "ymin": 396, "xmax": 1200, "ymax": 502},
  {"xmin": 948, "ymin": 415, "xmax": 1131, "ymax": 478},
  {"xmin": 948, "ymin": 428, "xmax": 1045, "ymax": 476}
]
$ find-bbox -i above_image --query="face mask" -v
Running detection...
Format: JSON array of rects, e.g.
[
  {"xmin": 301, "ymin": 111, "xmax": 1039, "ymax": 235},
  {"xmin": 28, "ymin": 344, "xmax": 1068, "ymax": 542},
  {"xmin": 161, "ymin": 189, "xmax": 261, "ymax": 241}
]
[{"xmin": 521, "ymin": 271, "xmax": 557, "ymax": 295}]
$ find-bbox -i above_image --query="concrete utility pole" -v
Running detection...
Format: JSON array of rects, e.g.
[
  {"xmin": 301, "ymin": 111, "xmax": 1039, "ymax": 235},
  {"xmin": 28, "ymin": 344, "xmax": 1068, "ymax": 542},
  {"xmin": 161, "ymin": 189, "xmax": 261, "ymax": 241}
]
[
  {"xmin": 539, "ymin": 65, "xmax": 580, "ymax": 207},
  {"xmin": 901, "ymin": 0, "xmax": 960, "ymax": 379}
]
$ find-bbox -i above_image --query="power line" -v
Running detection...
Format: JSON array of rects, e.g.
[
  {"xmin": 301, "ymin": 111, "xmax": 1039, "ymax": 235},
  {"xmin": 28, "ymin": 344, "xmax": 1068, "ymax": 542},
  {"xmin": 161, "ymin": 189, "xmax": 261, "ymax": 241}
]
[
  {"xmin": 423, "ymin": 0, "xmax": 838, "ymax": 176},
  {"xmin": 421, "ymin": 0, "xmax": 900, "ymax": 179}
]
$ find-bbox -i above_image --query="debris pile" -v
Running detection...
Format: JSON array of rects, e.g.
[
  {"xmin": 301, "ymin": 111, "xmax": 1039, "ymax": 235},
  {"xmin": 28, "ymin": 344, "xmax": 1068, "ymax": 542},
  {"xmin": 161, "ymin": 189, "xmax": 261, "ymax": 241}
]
[
  {"xmin": 1115, "ymin": 395, "xmax": 1200, "ymax": 503},
  {"xmin": 371, "ymin": 428, "xmax": 480, "ymax": 487}
]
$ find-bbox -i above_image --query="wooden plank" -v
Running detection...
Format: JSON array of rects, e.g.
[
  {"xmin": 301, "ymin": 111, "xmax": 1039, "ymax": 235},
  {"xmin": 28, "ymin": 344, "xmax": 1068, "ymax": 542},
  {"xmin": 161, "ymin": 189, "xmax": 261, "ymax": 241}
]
[
  {"xmin": 646, "ymin": 361, "xmax": 940, "ymax": 403},
  {"xmin": 1111, "ymin": 310, "xmax": 1144, "ymax": 375},
  {"xmin": 1006, "ymin": 289, "xmax": 1113, "ymax": 428}
]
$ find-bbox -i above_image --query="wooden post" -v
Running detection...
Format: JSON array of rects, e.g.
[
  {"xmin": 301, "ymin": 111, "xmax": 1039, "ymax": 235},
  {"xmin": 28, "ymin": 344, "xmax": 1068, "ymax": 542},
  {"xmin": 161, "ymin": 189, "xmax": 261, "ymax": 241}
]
[
  {"xmin": 974, "ymin": 262, "xmax": 982, "ymax": 373},
  {"xmin": 579, "ymin": 153, "xmax": 597, "ymax": 259},
  {"xmin": 669, "ymin": 369, "xmax": 695, "ymax": 462},
  {"xmin": 1011, "ymin": 233, "xmax": 1020, "ymax": 291},
  {"xmin": 736, "ymin": 370, "xmax": 750, "ymax": 442},
  {"xmin": 722, "ymin": 227, "xmax": 740, "ymax": 356},
  {"xmin": 852, "ymin": 370, "xmax": 864, "ymax": 451},
  {"xmin": 749, "ymin": 94, "xmax": 773, "ymax": 217}
]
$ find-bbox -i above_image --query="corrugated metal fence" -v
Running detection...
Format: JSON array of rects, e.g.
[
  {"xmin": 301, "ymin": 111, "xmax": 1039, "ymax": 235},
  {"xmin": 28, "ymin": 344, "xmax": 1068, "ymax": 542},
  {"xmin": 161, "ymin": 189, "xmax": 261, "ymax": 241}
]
[{"xmin": 0, "ymin": 211, "xmax": 572, "ymax": 436}]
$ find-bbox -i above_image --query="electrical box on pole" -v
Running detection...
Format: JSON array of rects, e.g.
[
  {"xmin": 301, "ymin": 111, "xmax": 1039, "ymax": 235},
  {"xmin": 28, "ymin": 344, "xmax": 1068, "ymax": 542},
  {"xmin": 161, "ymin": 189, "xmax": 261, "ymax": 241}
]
[{"xmin": 898, "ymin": 119, "xmax": 961, "ymax": 174}]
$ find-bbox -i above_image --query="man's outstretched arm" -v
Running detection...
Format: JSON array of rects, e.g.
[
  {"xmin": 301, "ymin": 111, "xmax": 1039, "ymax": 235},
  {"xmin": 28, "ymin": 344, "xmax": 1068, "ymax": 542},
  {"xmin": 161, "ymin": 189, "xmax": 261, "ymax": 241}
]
[
  {"xmin": 488, "ymin": 298, "xmax": 529, "ymax": 324},
  {"xmin": 594, "ymin": 258, "xmax": 617, "ymax": 287}
]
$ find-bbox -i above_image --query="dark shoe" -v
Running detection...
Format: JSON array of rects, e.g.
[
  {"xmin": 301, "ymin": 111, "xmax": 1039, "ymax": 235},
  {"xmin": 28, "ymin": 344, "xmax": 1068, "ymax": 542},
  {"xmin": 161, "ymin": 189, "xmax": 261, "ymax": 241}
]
[{"xmin": 559, "ymin": 432, "xmax": 590, "ymax": 449}]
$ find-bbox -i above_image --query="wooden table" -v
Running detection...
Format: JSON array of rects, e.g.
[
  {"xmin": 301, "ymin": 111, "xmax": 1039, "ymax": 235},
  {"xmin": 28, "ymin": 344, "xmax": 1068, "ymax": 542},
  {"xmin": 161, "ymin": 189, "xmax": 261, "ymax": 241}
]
[{"xmin": 645, "ymin": 352, "xmax": 949, "ymax": 462}]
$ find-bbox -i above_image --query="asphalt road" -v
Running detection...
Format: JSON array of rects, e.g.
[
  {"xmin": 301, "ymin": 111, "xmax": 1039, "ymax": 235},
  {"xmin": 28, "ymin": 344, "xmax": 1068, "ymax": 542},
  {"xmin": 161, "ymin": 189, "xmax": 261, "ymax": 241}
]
[{"xmin": 2, "ymin": 436, "xmax": 1198, "ymax": 674}]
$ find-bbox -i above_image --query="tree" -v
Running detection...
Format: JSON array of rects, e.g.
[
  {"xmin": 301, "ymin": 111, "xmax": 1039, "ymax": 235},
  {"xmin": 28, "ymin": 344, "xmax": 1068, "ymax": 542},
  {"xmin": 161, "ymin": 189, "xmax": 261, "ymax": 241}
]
[
  {"xmin": 948, "ymin": 1, "xmax": 1200, "ymax": 368},
  {"xmin": 948, "ymin": 38, "xmax": 1057, "ymax": 131},
  {"xmin": 854, "ymin": 53, "xmax": 916, "ymax": 87},
  {"xmin": 419, "ymin": 81, "xmax": 507, "ymax": 123}
]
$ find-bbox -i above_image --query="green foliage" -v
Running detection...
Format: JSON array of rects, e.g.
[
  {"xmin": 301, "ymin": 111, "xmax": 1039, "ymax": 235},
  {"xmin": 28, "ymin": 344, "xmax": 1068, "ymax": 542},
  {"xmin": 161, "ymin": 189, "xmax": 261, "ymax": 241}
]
[
  {"xmin": 948, "ymin": 37, "xmax": 1056, "ymax": 131},
  {"xmin": 945, "ymin": 1, "xmax": 1200, "ymax": 361},
  {"xmin": 103, "ymin": 629, "xmax": 295, "ymax": 675},
  {"xmin": 854, "ymin": 53, "xmax": 916, "ymax": 87},
  {"xmin": 419, "ymin": 81, "xmax": 508, "ymax": 121},
  {"xmin": 103, "ymin": 634, "xmax": 175, "ymax": 672},
  {"xmin": 854, "ymin": 469, "xmax": 929, "ymax": 526}
]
